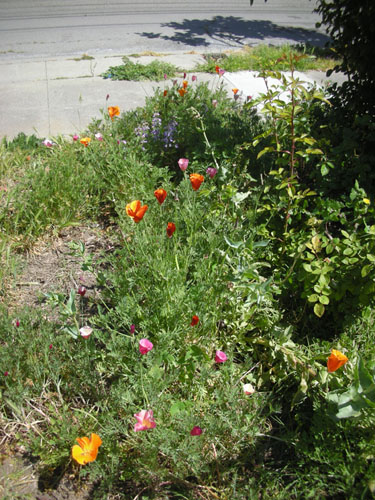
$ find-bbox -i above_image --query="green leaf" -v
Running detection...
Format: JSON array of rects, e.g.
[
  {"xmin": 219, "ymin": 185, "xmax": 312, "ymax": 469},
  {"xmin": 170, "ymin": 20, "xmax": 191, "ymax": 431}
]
[
  {"xmin": 321, "ymin": 164, "xmax": 330, "ymax": 176},
  {"xmin": 308, "ymin": 294, "xmax": 319, "ymax": 303},
  {"xmin": 314, "ymin": 302, "xmax": 325, "ymax": 317},
  {"xmin": 319, "ymin": 295, "xmax": 330, "ymax": 305},
  {"xmin": 361, "ymin": 264, "xmax": 372, "ymax": 278},
  {"xmin": 224, "ymin": 235, "xmax": 244, "ymax": 249},
  {"xmin": 170, "ymin": 401, "xmax": 187, "ymax": 416}
]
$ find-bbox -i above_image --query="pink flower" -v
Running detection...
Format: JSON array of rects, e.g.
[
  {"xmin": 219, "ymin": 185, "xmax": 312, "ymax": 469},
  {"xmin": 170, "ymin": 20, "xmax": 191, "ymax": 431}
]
[
  {"xmin": 80, "ymin": 326, "xmax": 92, "ymax": 339},
  {"xmin": 49, "ymin": 344, "xmax": 53, "ymax": 350},
  {"xmin": 183, "ymin": 72, "xmax": 187, "ymax": 79},
  {"xmin": 190, "ymin": 426, "xmax": 203, "ymax": 436},
  {"xmin": 13, "ymin": 319, "xmax": 20, "ymax": 328},
  {"xmin": 139, "ymin": 338, "xmax": 153, "ymax": 355},
  {"xmin": 212, "ymin": 99, "xmax": 218, "ymax": 108},
  {"xmin": 164, "ymin": 73, "xmax": 168, "ymax": 80},
  {"xmin": 192, "ymin": 75, "xmax": 197, "ymax": 82},
  {"xmin": 95, "ymin": 133, "xmax": 103, "ymax": 141},
  {"xmin": 130, "ymin": 324, "xmax": 135, "ymax": 334},
  {"xmin": 42, "ymin": 138, "xmax": 53, "ymax": 147},
  {"xmin": 178, "ymin": 158, "xmax": 189, "ymax": 171},
  {"xmin": 219, "ymin": 68, "xmax": 225, "ymax": 77},
  {"xmin": 215, "ymin": 350, "xmax": 227, "ymax": 363},
  {"xmin": 73, "ymin": 134, "xmax": 79, "ymax": 141},
  {"xmin": 134, "ymin": 409, "xmax": 156, "ymax": 431},
  {"xmin": 206, "ymin": 167, "xmax": 217, "ymax": 178},
  {"xmin": 78, "ymin": 285, "xmax": 86, "ymax": 297},
  {"xmin": 4, "ymin": 371, "xmax": 9, "ymax": 376}
]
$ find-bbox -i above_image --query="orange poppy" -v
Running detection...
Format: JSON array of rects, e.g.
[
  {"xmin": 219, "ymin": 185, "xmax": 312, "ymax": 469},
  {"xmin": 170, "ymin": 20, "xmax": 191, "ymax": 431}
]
[
  {"xmin": 72, "ymin": 433, "xmax": 102, "ymax": 465},
  {"xmin": 126, "ymin": 200, "xmax": 148, "ymax": 223},
  {"xmin": 190, "ymin": 173, "xmax": 204, "ymax": 191},
  {"xmin": 80, "ymin": 137, "xmax": 91, "ymax": 147},
  {"xmin": 182, "ymin": 80, "xmax": 188, "ymax": 89},
  {"xmin": 163, "ymin": 90, "xmax": 168, "ymax": 96},
  {"xmin": 232, "ymin": 88, "xmax": 239, "ymax": 95},
  {"xmin": 166, "ymin": 222, "xmax": 176, "ymax": 238},
  {"xmin": 108, "ymin": 106, "xmax": 120, "ymax": 120},
  {"xmin": 154, "ymin": 188, "xmax": 167, "ymax": 205},
  {"xmin": 327, "ymin": 349, "xmax": 349, "ymax": 373},
  {"xmin": 215, "ymin": 65, "xmax": 220, "ymax": 74},
  {"xmin": 178, "ymin": 88, "xmax": 187, "ymax": 97}
]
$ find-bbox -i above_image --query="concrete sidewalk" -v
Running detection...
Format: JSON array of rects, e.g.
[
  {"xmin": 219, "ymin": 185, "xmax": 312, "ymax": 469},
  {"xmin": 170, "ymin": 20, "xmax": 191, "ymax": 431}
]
[{"xmin": 0, "ymin": 51, "xmax": 345, "ymax": 140}]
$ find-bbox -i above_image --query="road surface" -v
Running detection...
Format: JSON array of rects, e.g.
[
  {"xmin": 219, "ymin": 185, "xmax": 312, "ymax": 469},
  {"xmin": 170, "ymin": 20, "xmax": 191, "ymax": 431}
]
[{"xmin": 0, "ymin": 0, "xmax": 328, "ymax": 60}]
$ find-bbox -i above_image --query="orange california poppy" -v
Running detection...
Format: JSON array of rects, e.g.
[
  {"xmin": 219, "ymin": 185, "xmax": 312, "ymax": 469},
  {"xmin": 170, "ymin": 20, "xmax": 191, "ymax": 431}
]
[
  {"xmin": 182, "ymin": 80, "xmax": 188, "ymax": 89},
  {"xmin": 166, "ymin": 222, "xmax": 176, "ymax": 238},
  {"xmin": 108, "ymin": 106, "xmax": 120, "ymax": 120},
  {"xmin": 232, "ymin": 88, "xmax": 239, "ymax": 95},
  {"xmin": 327, "ymin": 349, "xmax": 349, "ymax": 373},
  {"xmin": 190, "ymin": 315, "xmax": 199, "ymax": 326},
  {"xmin": 215, "ymin": 65, "xmax": 220, "ymax": 74},
  {"xmin": 189, "ymin": 173, "xmax": 204, "ymax": 191},
  {"xmin": 154, "ymin": 188, "xmax": 167, "ymax": 205},
  {"xmin": 80, "ymin": 137, "xmax": 91, "ymax": 147},
  {"xmin": 178, "ymin": 88, "xmax": 187, "ymax": 97},
  {"xmin": 126, "ymin": 200, "xmax": 148, "ymax": 223},
  {"xmin": 163, "ymin": 90, "xmax": 168, "ymax": 97},
  {"xmin": 72, "ymin": 433, "xmax": 102, "ymax": 465}
]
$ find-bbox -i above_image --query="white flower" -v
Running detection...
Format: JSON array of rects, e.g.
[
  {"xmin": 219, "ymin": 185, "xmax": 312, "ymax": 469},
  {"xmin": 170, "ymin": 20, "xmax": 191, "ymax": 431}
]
[
  {"xmin": 243, "ymin": 383, "xmax": 255, "ymax": 395},
  {"xmin": 79, "ymin": 326, "xmax": 92, "ymax": 339}
]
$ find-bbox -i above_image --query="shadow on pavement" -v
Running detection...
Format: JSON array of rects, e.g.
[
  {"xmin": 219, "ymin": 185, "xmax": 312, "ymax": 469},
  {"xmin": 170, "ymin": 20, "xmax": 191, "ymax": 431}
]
[{"xmin": 137, "ymin": 16, "xmax": 330, "ymax": 48}]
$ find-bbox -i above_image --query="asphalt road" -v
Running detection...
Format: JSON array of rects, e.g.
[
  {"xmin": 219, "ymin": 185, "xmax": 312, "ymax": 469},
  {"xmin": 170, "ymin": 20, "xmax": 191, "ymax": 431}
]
[{"xmin": 0, "ymin": 0, "xmax": 328, "ymax": 60}]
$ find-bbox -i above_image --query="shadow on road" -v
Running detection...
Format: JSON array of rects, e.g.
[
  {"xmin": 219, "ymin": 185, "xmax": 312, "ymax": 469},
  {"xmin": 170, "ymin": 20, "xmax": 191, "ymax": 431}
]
[{"xmin": 137, "ymin": 16, "xmax": 330, "ymax": 48}]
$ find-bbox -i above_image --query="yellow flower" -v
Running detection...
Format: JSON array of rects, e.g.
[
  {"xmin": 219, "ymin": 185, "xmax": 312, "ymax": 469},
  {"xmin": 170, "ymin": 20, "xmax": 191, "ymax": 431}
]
[
  {"xmin": 80, "ymin": 137, "xmax": 91, "ymax": 147},
  {"xmin": 363, "ymin": 198, "xmax": 371, "ymax": 205},
  {"xmin": 126, "ymin": 200, "xmax": 148, "ymax": 223},
  {"xmin": 72, "ymin": 433, "xmax": 102, "ymax": 465}
]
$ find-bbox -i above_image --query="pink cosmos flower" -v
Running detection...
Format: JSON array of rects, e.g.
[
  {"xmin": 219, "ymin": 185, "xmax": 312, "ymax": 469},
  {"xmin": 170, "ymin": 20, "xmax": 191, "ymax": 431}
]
[
  {"xmin": 42, "ymin": 138, "xmax": 53, "ymax": 147},
  {"xmin": 190, "ymin": 426, "xmax": 203, "ymax": 436},
  {"xmin": 178, "ymin": 158, "xmax": 189, "ymax": 171},
  {"xmin": 73, "ymin": 134, "xmax": 79, "ymax": 141},
  {"xmin": 139, "ymin": 338, "xmax": 153, "ymax": 355},
  {"xmin": 192, "ymin": 75, "xmax": 197, "ymax": 82},
  {"xmin": 134, "ymin": 409, "xmax": 156, "ymax": 431},
  {"xmin": 206, "ymin": 167, "xmax": 217, "ymax": 179},
  {"xmin": 130, "ymin": 324, "xmax": 136, "ymax": 334},
  {"xmin": 215, "ymin": 350, "xmax": 227, "ymax": 363},
  {"xmin": 80, "ymin": 326, "xmax": 93, "ymax": 339},
  {"xmin": 164, "ymin": 73, "xmax": 168, "ymax": 80},
  {"xmin": 95, "ymin": 133, "xmax": 103, "ymax": 141}
]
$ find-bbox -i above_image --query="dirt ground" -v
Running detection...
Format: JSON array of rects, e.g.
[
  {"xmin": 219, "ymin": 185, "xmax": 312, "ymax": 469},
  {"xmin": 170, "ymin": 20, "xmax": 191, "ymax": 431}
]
[{"xmin": 1, "ymin": 225, "xmax": 116, "ymax": 499}]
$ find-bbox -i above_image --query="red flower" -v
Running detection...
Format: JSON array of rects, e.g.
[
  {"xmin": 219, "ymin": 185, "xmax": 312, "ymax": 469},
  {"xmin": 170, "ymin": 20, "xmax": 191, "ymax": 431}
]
[
  {"xmin": 190, "ymin": 173, "xmax": 204, "ymax": 191},
  {"xmin": 166, "ymin": 222, "xmax": 176, "ymax": 238},
  {"xmin": 154, "ymin": 188, "xmax": 167, "ymax": 205},
  {"xmin": 178, "ymin": 88, "xmax": 187, "ymax": 97},
  {"xmin": 190, "ymin": 426, "xmax": 203, "ymax": 436},
  {"xmin": 190, "ymin": 315, "xmax": 199, "ymax": 326}
]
